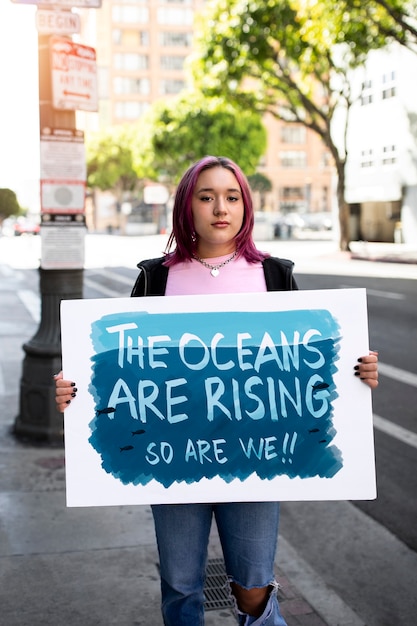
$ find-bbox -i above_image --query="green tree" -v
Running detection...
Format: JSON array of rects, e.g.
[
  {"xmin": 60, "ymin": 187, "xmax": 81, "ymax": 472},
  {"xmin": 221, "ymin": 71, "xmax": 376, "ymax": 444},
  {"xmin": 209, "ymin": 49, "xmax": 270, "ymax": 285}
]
[
  {"xmin": 0, "ymin": 188, "xmax": 21, "ymax": 221},
  {"xmin": 146, "ymin": 91, "xmax": 267, "ymax": 184},
  {"xmin": 192, "ymin": 0, "xmax": 416, "ymax": 250},
  {"xmin": 248, "ymin": 172, "xmax": 272, "ymax": 210},
  {"xmin": 86, "ymin": 125, "xmax": 139, "ymax": 195}
]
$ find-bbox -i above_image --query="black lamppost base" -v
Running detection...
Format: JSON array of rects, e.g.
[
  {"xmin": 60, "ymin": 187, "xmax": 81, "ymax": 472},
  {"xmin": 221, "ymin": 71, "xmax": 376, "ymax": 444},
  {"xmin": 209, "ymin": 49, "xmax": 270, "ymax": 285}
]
[{"xmin": 14, "ymin": 268, "xmax": 83, "ymax": 446}]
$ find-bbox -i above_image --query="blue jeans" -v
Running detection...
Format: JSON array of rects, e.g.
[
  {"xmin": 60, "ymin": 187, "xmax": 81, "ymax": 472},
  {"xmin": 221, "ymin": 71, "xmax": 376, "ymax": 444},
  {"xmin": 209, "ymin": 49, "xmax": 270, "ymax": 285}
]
[{"xmin": 151, "ymin": 502, "xmax": 288, "ymax": 626}]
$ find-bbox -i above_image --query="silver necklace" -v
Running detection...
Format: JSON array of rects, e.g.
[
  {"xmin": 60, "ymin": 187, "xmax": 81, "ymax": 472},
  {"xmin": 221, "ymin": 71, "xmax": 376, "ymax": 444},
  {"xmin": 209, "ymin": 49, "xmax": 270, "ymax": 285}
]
[{"xmin": 192, "ymin": 250, "xmax": 238, "ymax": 277}]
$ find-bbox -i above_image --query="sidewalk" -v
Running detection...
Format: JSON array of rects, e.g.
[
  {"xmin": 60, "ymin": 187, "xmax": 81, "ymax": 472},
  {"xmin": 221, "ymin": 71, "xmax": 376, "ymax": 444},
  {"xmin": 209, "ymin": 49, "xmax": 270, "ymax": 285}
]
[
  {"xmin": 348, "ymin": 240, "xmax": 417, "ymax": 264},
  {"xmin": 0, "ymin": 266, "xmax": 361, "ymax": 626}
]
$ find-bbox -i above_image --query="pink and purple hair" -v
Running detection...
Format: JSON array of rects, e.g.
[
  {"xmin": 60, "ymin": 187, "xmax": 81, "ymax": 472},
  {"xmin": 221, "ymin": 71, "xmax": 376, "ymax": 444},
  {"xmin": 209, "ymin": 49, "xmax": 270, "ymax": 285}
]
[{"xmin": 164, "ymin": 155, "xmax": 267, "ymax": 265}]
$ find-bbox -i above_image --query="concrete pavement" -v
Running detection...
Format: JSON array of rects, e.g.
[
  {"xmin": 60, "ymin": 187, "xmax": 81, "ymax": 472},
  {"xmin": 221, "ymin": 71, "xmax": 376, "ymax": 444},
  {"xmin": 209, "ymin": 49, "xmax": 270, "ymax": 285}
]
[{"xmin": 1, "ymin": 235, "xmax": 416, "ymax": 625}]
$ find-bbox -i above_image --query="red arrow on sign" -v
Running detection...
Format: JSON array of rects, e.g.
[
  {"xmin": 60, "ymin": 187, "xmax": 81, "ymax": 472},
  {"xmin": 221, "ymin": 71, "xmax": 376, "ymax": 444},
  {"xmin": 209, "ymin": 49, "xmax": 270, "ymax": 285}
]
[{"xmin": 63, "ymin": 90, "xmax": 91, "ymax": 99}]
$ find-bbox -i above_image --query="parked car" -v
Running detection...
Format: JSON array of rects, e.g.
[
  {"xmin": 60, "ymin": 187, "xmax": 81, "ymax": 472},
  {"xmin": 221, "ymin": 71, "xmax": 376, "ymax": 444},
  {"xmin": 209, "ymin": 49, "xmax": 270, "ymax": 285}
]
[{"xmin": 13, "ymin": 217, "xmax": 40, "ymax": 236}]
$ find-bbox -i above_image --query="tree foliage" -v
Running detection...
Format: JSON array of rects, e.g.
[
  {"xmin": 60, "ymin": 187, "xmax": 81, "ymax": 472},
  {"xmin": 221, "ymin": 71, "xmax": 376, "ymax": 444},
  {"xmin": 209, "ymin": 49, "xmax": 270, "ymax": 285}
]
[
  {"xmin": 146, "ymin": 91, "xmax": 267, "ymax": 183},
  {"xmin": 248, "ymin": 172, "xmax": 273, "ymax": 209},
  {"xmin": 87, "ymin": 126, "xmax": 145, "ymax": 195},
  {"xmin": 191, "ymin": 0, "xmax": 416, "ymax": 249},
  {"xmin": 0, "ymin": 188, "xmax": 21, "ymax": 220},
  {"xmin": 248, "ymin": 172, "xmax": 272, "ymax": 194}
]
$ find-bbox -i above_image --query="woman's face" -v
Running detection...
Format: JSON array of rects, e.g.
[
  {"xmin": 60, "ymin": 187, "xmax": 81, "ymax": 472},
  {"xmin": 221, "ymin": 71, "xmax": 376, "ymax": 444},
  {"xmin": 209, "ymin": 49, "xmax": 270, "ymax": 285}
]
[{"xmin": 191, "ymin": 166, "xmax": 244, "ymax": 257}]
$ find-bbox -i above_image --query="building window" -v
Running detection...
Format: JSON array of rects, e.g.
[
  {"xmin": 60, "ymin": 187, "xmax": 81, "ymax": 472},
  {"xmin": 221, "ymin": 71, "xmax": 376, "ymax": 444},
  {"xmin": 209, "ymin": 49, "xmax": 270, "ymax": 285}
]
[
  {"xmin": 157, "ymin": 8, "xmax": 194, "ymax": 25},
  {"xmin": 280, "ymin": 151, "xmax": 307, "ymax": 168},
  {"xmin": 160, "ymin": 55, "xmax": 186, "ymax": 70},
  {"xmin": 320, "ymin": 151, "xmax": 331, "ymax": 168},
  {"xmin": 382, "ymin": 70, "xmax": 396, "ymax": 99},
  {"xmin": 113, "ymin": 29, "xmax": 149, "ymax": 47},
  {"xmin": 280, "ymin": 125, "xmax": 306, "ymax": 144},
  {"xmin": 113, "ymin": 77, "xmax": 150, "ymax": 95},
  {"xmin": 383, "ymin": 70, "xmax": 396, "ymax": 83},
  {"xmin": 112, "ymin": 5, "xmax": 149, "ymax": 23},
  {"xmin": 114, "ymin": 101, "xmax": 150, "ymax": 120},
  {"xmin": 159, "ymin": 31, "xmax": 192, "ymax": 47},
  {"xmin": 114, "ymin": 53, "xmax": 149, "ymax": 70},
  {"xmin": 382, "ymin": 86, "xmax": 396, "ymax": 99},
  {"xmin": 280, "ymin": 187, "xmax": 304, "ymax": 199},
  {"xmin": 361, "ymin": 79, "xmax": 373, "ymax": 106},
  {"xmin": 159, "ymin": 79, "xmax": 185, "ymax": 94},
  {"xmin": 382, "ymin": 144, "xmax": 397, "ymax": 165},
  {"xmin": 360, "ymin": 148, "xmax": 374, "ymax": 168}
]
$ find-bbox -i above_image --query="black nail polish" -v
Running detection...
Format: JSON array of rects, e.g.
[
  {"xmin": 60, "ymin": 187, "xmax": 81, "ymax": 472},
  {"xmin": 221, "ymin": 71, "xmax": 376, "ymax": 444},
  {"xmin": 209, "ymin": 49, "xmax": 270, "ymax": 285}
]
[
  {"xmin": 354, "ymin": 365, "xmax": 359, "ymax": 370},
  {"xmin": 354, "ymin": 371, "xmax": 360, "ymax": 376},
  {"xmin": 66, "ymin": 399, "xmax": 71, "ymax": 404},
  {"xmin": 71, "ymin": 392, "xmax": 76, "ymax": 398},
  {"xmin": 71, "ymin": 382, "xmax": 76, "ymax": 387},
  {"xmin": 357, "ymin": 358, "xmax": 363, "ymax": 362}
]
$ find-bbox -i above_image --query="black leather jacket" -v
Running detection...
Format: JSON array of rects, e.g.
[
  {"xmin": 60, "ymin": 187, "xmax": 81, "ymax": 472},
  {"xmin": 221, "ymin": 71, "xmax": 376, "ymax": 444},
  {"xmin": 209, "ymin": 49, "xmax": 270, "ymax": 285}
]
[{"xmin": 131, "ymin": 256, "xmax": 298, "ymax": 297}]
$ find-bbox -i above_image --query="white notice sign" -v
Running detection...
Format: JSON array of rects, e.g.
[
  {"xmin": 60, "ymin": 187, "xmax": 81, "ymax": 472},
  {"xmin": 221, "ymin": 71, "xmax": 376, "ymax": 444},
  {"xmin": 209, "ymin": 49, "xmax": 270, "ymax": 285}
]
[
  {"xmin": 50, "ymin": 38, "xmax": 98, "ymax": 112},
  {"xmin": 40, "ymin": 128, "xmax": 86, "ymax": 181},
  {"xmin": 41, "ymin": 225, "xmax": 86, "ymax": 269},
  {"xmin": 12, "ymin": 1, "xmax": 101, "ymax": 8},
  {"xmin": 36, "ymin": 10, "xmax": 81, "ymax": 35}
]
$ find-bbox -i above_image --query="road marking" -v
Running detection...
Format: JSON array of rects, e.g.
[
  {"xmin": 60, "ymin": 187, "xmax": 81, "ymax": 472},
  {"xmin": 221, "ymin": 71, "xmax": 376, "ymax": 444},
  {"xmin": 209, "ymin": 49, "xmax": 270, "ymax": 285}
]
[
  {"xmin": 373, "ymin": 414, "xmax": 417, "ymax": 449},
  {"xmin": 378, "ymin": 362, "xmax": 417, "ymax": 387},
  {"xmin": 339, "ymin": 285, "xmax": 405, "ymax": 300},
  {"xmin": 90, "ymin": 268, "xmax": 135, "ymax": 286},
  {"xmin": 83, "ymin": 277, "xmax": 122, "ymax": 298},
  {"xmin": 17, "ymin": 290, "xmax": 40, "ymax": 323}
]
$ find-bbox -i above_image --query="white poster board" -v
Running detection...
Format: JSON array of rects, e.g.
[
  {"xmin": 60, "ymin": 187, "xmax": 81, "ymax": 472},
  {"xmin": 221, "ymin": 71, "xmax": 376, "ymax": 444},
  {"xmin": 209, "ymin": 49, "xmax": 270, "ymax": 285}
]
[{"xmin": 61, "ymin": 289, "xmax": 376, "ymax": 507}]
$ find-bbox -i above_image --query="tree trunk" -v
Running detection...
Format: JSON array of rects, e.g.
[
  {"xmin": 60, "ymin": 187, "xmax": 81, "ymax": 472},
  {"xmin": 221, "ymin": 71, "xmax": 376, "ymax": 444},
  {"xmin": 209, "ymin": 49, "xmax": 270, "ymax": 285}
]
[{"xmin": 335, "ymin": 160, "xmax": 350, "ymax": 251}]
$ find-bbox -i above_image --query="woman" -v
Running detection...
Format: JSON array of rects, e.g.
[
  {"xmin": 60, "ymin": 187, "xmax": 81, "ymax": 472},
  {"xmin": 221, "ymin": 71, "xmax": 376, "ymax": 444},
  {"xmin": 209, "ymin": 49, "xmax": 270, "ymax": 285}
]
[{"xmin": 56, "ymin": 156, "xmax": 378, "ymax": 626}]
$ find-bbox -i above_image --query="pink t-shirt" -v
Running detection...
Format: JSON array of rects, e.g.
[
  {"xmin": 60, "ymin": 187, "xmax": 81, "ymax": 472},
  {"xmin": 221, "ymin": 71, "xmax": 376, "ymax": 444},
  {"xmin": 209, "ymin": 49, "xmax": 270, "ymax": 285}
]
[{"xmin": 165, "ymin": 254, "xmax": 267, "ymax": 296}]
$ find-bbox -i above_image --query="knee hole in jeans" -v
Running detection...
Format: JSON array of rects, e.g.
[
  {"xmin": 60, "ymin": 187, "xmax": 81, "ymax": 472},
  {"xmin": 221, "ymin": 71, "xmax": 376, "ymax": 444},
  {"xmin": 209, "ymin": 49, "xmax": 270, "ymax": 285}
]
[{"xmin": 230, "ymin": 582, "xmax": 272, "ymax": 617}]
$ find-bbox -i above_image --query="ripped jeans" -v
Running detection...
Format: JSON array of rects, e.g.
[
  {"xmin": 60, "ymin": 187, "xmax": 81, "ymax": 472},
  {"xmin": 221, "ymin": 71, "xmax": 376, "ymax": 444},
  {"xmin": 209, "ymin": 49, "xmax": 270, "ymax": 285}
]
[{"xmin": 151, "ymin": 502, "xmax": 288, "ymax": 626}]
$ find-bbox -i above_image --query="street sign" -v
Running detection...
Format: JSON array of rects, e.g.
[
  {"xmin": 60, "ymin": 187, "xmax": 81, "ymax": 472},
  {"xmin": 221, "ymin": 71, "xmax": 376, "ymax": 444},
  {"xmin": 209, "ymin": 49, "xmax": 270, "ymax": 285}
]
[
  {"xmin": 12, "ymin": 0, "xmax": 101, "ymax": 7},
  {"xmin": 36, "ymin": 9, "xmax": 81, "ymax": 35},
  {"xmin": 144, "ymin": 185, "xmax": 170, "ymax": 204},
  {"xmin": 40, "ymin": 128, "xmax": 86, "ymax": 214},
  {"xmin": 50, "ymin": 37, "xmax": 98, "ymax": 112}
]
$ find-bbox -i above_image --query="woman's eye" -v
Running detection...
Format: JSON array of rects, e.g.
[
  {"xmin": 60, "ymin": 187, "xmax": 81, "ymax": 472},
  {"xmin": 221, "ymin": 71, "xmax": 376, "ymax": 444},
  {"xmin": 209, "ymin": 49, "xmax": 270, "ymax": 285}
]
[
  {"xmin": 200, "ymin": 195, "xmax": 212, "ymax": 202},
  {"xmin": 228, "ymin": 196, "xmax": 239, "ymax": 202}
]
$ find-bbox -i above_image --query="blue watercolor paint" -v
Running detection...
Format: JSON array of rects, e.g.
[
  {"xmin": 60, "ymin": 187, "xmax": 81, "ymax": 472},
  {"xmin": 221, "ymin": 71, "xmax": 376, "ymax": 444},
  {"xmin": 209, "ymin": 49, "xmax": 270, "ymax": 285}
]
[{"xmin": 88, "ymin": 310, "xmax": 343, "ymax": 487}]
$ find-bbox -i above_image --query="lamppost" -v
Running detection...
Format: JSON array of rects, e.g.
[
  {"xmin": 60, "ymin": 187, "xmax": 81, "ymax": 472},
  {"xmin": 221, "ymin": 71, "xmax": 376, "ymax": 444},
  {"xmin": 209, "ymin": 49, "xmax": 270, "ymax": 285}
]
[{"xmin": 13, "ymin": 30, "xmax": 84, "ymax": 445}]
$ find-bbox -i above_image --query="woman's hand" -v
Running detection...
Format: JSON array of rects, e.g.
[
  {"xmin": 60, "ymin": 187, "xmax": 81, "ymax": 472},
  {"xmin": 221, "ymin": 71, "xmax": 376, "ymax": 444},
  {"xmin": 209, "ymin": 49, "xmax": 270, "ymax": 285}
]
[
  {"xmin": 54, "ymin": 371, "xmax": 77, "ymax": 412},
  {"xmin": 354, "ymin": 350, "xmax": 379, "ymax": 390}
]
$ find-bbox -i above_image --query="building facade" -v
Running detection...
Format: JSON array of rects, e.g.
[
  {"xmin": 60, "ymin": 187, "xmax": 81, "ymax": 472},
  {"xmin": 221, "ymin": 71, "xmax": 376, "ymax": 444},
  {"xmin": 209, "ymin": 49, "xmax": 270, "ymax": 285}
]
[
  {"xmin": 78, "ymin": 0, "xmax": 334, "ymax": 233},
  {"xmin": 345, "ymin": 43, "xmax": 417, "ymax": 244}
]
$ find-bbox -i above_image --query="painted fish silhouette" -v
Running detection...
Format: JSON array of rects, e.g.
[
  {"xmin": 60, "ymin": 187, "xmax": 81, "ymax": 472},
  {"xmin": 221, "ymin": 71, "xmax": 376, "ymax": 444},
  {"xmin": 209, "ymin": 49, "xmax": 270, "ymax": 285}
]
[
  {"xmin": 132, "ymin": 429, "xmax": 145, "ymax": 436},
  {"xmin": 309, "ymin": 428, "xmax": 320, "ymax": 433},
  {"xmin": 120, "ymin": 445, "xmax": 134, "ymax": 452},
  {"xmin": 96, "ymin": 407, "xmax": 116, "ymax": 416},
  {"xmin": 312, "ymin": 382, "xmax": 330, "ymax": 390}
]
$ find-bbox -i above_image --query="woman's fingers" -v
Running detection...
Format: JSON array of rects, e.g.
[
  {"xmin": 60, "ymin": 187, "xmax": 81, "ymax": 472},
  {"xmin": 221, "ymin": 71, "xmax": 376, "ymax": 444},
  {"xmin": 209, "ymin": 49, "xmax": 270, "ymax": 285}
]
[
  {"xmin": 354, "ymin": 351, "xmax": 379, "ymax": 389},
  {"xmin": 54, "ymin": 371, "xmax": 77, "ymax": 412}
]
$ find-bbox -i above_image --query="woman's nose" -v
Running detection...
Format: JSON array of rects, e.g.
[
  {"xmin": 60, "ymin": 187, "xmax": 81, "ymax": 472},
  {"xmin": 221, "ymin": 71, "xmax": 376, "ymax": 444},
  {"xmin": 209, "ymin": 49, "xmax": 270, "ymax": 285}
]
[{"xmin": 213, "ymin": 198, "xmax": 226, "ymax": 215}]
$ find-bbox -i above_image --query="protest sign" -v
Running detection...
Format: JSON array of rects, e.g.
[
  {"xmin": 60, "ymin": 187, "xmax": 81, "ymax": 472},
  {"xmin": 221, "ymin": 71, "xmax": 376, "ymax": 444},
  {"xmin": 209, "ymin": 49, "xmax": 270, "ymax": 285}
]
[{"xmin": 61, "ymin": 289, "xmax": 376, "ymax": 506}]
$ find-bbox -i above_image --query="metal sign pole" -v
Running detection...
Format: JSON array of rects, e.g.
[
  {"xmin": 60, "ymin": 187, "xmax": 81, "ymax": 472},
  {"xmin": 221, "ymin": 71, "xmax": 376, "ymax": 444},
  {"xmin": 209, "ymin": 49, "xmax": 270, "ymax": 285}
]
[{"xmin": 14, "ymin": 32, "xmax": 84, "ymax": 445}]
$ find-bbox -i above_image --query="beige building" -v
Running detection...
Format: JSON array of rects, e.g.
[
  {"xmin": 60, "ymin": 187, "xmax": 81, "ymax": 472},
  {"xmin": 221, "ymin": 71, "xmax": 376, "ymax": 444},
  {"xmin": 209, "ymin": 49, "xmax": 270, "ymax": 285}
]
[{"xmin": 79, "ymin": 0, "xmax": 334, "ymax": 233}]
